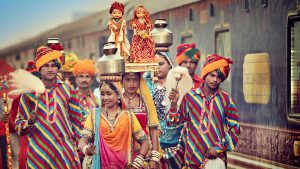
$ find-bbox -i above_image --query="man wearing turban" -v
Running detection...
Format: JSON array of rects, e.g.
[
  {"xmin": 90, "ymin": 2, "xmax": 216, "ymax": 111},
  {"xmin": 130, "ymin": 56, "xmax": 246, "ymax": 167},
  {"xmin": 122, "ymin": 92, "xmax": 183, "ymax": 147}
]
[
  {"xmin": 47, "ymin": 38, "xmax": 79, "ymax": 88},
  {"xmin": 73, "ymin": 59, "xmax": 100, "ymax": 168},
  {"xmin": 60, "ymin": 52, "xmax": 79, "ymax": 88},
  {"xmin": 167, "ymin": 54, "xmax": 240, "ymax": 168},
  {"xmin": 176, "ymin": 43, "xmax": 203, "ymax": 88},
  {"xmin": 15, "ymin": 46, "xmax": 83, "ymax": 168},
  {"xmin": 73, "ymin": 59, "xmax": 100, "ymax": 122}
]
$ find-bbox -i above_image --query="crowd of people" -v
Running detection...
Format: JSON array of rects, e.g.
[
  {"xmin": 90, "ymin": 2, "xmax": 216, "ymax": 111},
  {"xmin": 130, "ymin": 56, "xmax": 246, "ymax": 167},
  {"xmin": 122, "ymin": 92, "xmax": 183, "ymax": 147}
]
[
  {"xmin": 0, "ymin": 2, "xmax": 240, "ymax": 169},
  {"xmin": 0, "ymin": 42, "xmax": 240, "ymax": 169}
]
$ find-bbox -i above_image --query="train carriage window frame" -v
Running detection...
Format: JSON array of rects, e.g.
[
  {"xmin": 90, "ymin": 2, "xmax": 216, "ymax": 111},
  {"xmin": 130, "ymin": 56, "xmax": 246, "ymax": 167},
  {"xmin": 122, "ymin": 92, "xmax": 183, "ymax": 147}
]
[
  {"xmin": 181, "ymin": 31, "xmax": 193, "ymax": 44},
  {"xmin": 214, "ymin": 27, "xmax": 232, "ymax": 95},
  {"xmin": 98, "ymin": 36, "xmax": 107, "ymax": 57},
  {"xmin": 287, "ymin": 12, "xmax": 300, "ymax": 123}
]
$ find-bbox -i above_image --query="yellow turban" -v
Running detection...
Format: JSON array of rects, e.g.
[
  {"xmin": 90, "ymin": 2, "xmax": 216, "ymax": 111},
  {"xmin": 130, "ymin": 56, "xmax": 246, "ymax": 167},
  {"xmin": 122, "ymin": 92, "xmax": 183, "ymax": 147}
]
[{"xmin": 60, "ymin": 52, "xmax": 79, "ymax": 72}]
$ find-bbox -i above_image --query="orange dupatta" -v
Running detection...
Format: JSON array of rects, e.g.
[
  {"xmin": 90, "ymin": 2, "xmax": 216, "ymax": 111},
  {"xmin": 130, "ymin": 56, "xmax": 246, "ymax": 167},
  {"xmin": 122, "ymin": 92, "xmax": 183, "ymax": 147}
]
[{"xmin": 99, "ymin": 111, "xmax": 132, "ymax": 168}]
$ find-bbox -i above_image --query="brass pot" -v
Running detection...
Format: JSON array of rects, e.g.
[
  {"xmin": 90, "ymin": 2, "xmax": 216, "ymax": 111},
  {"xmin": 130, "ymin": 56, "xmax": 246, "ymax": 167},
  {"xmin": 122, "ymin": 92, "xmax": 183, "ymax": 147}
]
[
  {"xmin": 97, "ymin": 42, "xmax": 125, "ymax": 75},
  {"xmin": 151, "ymin": 19, "xmax": 173, "ymax": 49}
]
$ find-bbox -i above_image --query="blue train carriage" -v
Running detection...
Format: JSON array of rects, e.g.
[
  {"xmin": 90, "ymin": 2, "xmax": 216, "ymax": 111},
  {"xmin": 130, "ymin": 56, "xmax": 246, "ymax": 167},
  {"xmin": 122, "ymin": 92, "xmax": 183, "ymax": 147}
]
[{"xmin": 213, "ymin": 1, "xmax": 300, "ymax": 168}]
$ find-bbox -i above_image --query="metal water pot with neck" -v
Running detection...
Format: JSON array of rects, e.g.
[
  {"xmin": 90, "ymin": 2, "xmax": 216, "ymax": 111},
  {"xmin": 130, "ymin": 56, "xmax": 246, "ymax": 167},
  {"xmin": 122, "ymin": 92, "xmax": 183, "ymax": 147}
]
[
  {"xmin": 97, "ymin": 42, "xmax": 125, "ymax": 75},
  {"xmin": 150, "ymin": 19, "xmax": 173, "ymax": 52}
]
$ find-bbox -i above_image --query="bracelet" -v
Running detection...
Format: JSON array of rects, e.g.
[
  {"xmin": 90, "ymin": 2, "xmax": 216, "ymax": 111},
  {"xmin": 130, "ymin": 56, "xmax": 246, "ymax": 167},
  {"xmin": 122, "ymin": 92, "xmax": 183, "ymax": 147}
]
[
  {"xmin": 82, "ymin": 145, "xmax": 89, "ymax": 155},
  {"xmin": 169, "ymin": 108, "xmax": 175, "ymax": 113},
  {"xmin": 131, "ymin": 155, "xmax": 144, "ymax": 168},
  {"xmin": 150, "ymin": 150, "xmax": 160, "ymax": 162}
]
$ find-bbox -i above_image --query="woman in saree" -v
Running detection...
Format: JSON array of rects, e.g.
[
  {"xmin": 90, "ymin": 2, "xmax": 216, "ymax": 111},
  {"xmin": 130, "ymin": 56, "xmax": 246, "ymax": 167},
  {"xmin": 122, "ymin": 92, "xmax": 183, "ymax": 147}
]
[
  {"xmin": 144, "ymin": 52, "xmax": 185, "ymax": 169},
  {"xmin": 122, "ymin": 72, "xmax": 160, "ymax": 169},
  {"xmin": 78, "ymin": 81, "xmax": 150, "ymax": 169}
]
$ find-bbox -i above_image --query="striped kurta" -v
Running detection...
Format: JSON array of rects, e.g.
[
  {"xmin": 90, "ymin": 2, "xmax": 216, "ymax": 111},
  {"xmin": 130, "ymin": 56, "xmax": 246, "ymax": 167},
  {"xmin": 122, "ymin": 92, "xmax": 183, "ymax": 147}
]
[
  {"xmin": 15, "ymin": 81, "xmax": 83, "ymax": 169},
  {"xmin": 76, "ymin": 89, "xmax": 100, "ymax": 169},
  {"xmin": 77, "ymin": 89, "xmax": 100, "ymax": 122},
  {"xmin": 167, "ymin": 87, "xmax": 240, "ymax": 168}
]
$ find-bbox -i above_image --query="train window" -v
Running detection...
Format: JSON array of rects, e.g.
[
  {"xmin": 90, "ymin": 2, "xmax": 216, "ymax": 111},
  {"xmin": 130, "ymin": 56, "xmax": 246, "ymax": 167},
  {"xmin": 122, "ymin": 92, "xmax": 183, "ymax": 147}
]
[
  {"xmin": 288, "ymin": 13, "xmax": 300, "ymax": 121},
  {"xmin": 68, "ymin": 41, "xmax": 72, "ymax": 50},
  {"xmin": 189, "ymin": 8, "xmax": 194, "ymax": 21},
  {"xmin": 81, "ymin": 36, "xmax": 85, "ymax": 48},
  {"xmin": 15, "ymin": 53, "xmax": 20, "ymax": 61},
  {"xmin": 89, "ymin": 53, "xmax": 95, "ymax": 60},
  {"xmin": 181, "ymin": 34, "xmax": 193, "ymax": 43},
  {"xmin": 215, "ymin": 29, "xmax": 232, "ymax": 95},
  {"xmin": 98, "ymin": 36, "xmax": 107, "ymax": 57},
  {"xmin": 77, "ymin": 37, "xmax": 80, "ymax": 47}
]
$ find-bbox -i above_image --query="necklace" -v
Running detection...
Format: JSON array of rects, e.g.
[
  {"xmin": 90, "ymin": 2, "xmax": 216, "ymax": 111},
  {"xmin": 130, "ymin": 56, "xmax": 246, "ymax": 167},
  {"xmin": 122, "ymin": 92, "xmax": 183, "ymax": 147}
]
[
  {"xmin": 124, "ymin": 93, "xmax": 138, "ymax": 106},
  {"xmin": 105, "ymin": 108, "xmax": 120, "ymax": 131}
]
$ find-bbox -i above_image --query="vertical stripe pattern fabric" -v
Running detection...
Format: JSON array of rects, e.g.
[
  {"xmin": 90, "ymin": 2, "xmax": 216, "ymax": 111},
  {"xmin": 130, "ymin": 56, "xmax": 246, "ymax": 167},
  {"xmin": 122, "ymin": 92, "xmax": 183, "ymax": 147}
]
[
  {"xmin": 15, "ymin": 81, "xmax": 83, "ymax": 169},
  {"xmin": 167, "ymin": 87, "xmax": 240, "ymax": 168}
]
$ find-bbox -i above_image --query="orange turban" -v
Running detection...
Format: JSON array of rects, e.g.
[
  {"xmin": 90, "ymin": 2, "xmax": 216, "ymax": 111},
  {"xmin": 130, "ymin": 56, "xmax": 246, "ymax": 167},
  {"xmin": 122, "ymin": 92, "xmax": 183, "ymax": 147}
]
[
  {"xmin": 201, "ymin": 54, "xmax": 233, "ymax": 81},
  {"xmin": 35, "ymin": 46, "xmax": 62, "ymax": 70},
  {"xmin": 73, "ymin": 59, "xmax": 96, "ymax": 77}
]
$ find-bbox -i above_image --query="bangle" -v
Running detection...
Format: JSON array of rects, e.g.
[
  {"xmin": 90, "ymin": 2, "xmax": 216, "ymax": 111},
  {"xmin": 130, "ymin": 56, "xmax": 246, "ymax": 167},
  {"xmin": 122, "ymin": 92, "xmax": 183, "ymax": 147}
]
[
  {"xmin": 131, "ymin": 155, "xmax": 144, "ymax": 168},
  {"xmin": 169, "ymin": 107, "xmax": 178, "ymax": 113},
  {"xmin": 82, "ymin": 145, "xmax": 89, "ymax": 155},
  {"xmin": 150, "ymin": 150, "xmax": 160, "ymax": 162}
]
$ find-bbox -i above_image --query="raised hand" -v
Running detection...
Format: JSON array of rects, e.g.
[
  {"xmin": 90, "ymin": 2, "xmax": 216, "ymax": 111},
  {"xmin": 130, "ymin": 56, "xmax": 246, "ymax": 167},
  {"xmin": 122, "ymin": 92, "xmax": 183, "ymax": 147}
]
[
  {"xmin": 86, "ymin": 144, "xmax": 96, "ymax": 156},
  {"xmin": 206, "ymin": 147, "xmax": 219, "ymax": 159},
  {"xmin": 168, "ymin": 88, "xmax": 179, "ymax": 104},
  {"xmin": 28, "ymin": 111, "xmax": 37, "ymax": 125}
]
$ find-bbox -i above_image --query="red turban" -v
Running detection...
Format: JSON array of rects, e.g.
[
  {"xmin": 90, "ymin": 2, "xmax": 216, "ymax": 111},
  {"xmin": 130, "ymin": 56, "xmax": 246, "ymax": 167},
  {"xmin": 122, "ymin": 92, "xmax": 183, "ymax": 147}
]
[
  {"xmin": 48, "ymin": 43, "xmax": 64, "ymax": 51},
  {"xmin": 109, "ymin": 2, "xmax": 124, "ymax": 14},
  {"xmin": 26, "ymin": 60, "xmax": 38, "ymax": 73}
]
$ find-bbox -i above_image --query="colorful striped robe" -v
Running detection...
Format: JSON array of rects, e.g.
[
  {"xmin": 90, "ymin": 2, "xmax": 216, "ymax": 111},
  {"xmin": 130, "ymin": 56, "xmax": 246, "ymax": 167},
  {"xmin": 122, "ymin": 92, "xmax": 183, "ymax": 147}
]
[
  {"xmin": 167, "ymin": 87, "xmax": 240, "ymax": 168},
  {"xmin": 77, "ymin": 89, "xmax": 100, "ymax": 122},
  {"xmin": 15, "ymin": 81, "xmax": 83, "ymax": 169}
]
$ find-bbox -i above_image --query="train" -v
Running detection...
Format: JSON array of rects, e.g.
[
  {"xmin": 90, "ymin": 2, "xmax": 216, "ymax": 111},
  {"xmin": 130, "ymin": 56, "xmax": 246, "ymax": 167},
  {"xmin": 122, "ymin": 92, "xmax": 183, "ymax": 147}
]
[{"xmin": 0, "ymin": 0, "xmax": 299, "ymax": 168}]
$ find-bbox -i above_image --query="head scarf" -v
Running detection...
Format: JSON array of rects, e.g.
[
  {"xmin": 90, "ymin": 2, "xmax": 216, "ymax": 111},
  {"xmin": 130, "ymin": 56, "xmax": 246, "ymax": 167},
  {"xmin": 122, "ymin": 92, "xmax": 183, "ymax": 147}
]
[
  {"xmin": 35, "ymin": 46, "xmax": 62, "ymax": 70},
  {"xmin": 122, "ymin": 72, "xmax": 158, "ymax": 125},
  {"xmin": 60, "ymin": 52, "xmax": 79, "ymax": 72},
  {"xmin": 201, "ymin": 54, "xmax": 233, "ymax": 81},
  {"xmin": 176, "ymin": 43, "xmax": 201, "ymax": 65},
  {"xmin": 100, "ymin": 81, "xmax": 126, "ymax": 109},
  {"xmin": 109, "ymin": 2, "xmax": 124, "ymax": 14},
  {"xmin": 26, "ymin": 60, "xmax": 40, "ymax": 77},
  {"xmin": 73, "ymin": 59, "xmax": 96, "ymax": 77},
  {"xmin": 132, "ymin": 6, "xmax": 152, "ymax": 29},
  {"xmin": 26, "ymin": 60, "xmax": 38, "ymax": 73},
  {"xmin": 47, "ymin": 38, "xmax": 65, "ymax": 65},
  {"xmin": 156, "ymin": 52, "xmax": 173, "ymax": 67}
]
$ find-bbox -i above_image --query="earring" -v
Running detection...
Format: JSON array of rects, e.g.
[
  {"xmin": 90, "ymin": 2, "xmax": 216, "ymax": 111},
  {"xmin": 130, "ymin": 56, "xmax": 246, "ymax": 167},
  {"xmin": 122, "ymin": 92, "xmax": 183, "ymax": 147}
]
[{"xmin": 117, "ymin": 99, "xmax": 121, "ymax": 104}]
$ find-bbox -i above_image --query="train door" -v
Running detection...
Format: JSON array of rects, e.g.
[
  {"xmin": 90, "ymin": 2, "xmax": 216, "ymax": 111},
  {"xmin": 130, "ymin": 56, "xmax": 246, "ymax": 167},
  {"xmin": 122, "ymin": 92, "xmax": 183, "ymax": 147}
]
[
  {"xmin": 287, "ymin": 12, "xmax": 300, "ymax": 123},
  {"xmin": 287, "ymin": 12, "xmax": 300, "ymax": 159},
  {"xmin": 215, "ymin": 28, "xmax": 232, "ymax": 94}
]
